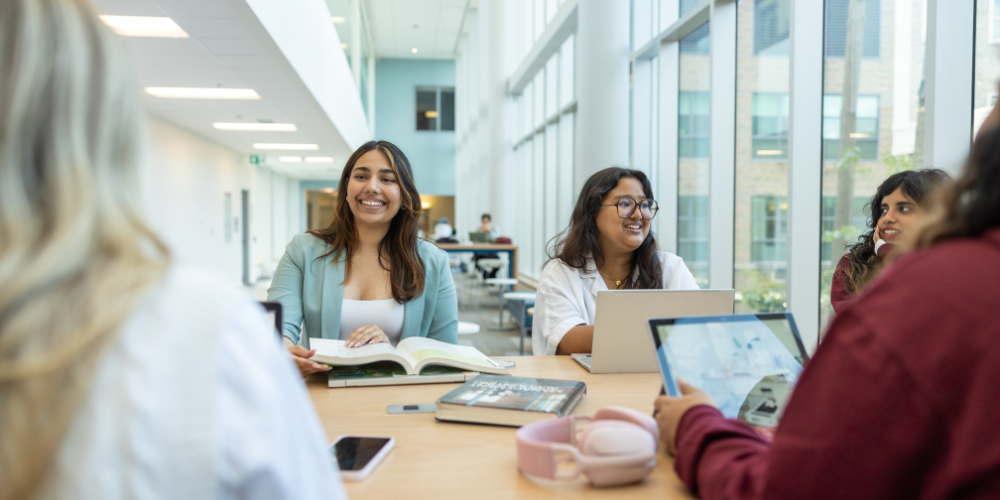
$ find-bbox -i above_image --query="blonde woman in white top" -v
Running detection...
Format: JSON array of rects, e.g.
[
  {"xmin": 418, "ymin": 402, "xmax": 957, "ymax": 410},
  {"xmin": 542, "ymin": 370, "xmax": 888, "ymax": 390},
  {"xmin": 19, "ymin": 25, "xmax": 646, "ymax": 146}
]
[
  {"xmin": 0, "ymin": 1, "xmax": 345, "ymax": 499},
  {"xmin": 533, "ymin": 168, "xmax": 699, "ymax": 355}
]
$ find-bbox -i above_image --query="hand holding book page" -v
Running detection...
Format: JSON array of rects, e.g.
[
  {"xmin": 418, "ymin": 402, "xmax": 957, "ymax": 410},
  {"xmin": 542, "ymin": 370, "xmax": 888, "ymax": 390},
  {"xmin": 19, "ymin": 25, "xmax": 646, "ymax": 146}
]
[{"xmin": 309, "ymin": 337, "xmax": 511, "ymax": 376}]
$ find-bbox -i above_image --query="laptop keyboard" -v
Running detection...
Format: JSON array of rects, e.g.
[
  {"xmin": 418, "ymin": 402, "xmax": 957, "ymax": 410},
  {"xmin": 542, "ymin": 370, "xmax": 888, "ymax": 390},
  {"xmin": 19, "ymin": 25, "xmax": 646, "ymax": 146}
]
[{"xmin": 577, "ymin": 354, "xmax": 592, "ymax": 370}]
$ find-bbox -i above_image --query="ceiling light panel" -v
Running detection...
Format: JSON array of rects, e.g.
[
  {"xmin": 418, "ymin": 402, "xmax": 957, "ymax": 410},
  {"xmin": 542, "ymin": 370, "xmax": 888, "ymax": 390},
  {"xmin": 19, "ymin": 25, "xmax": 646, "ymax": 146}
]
[
  {"xmin": 145, "ymin": 87, "xmax": 261, "ymax": 99},
  {"xmin": 305, "ymin": 157, "xmax": 334, "ymax": 163},
  {"xmin": 213, "ymin": 122, "xmax": 297, "ymax": 131},
  {"xmin": 99, "ymin": 16, "xmax": 189, "ymax": 38},
  {"xmin": 254, "ymin": 143, "xmax": 319, "ymax": 150}
]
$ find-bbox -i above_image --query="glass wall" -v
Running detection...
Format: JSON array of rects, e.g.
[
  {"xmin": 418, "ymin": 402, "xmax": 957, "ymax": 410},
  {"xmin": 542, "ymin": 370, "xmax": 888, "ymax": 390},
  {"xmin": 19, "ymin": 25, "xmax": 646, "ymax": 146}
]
[
  {"xmin": 819, "ymin": 0, "xmax": 927, "ymax": 328},
  {"xmin": 974, "ymin": 0, "xmax": 1000, "ymax": 137},
  {"xmin": 733, "ymin": 0, "xmax": 790, "ymax": 314},
  {"xmin": 677, "ymin": 22, "xmax": 711, "ymax": 287}
]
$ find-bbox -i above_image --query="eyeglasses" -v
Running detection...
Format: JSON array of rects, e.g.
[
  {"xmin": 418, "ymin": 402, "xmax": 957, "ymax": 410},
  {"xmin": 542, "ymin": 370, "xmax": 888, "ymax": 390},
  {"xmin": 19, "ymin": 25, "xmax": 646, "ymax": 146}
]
[{"xmin": 601, "ymin": 197, "xmax": 659, "ymax": 220}]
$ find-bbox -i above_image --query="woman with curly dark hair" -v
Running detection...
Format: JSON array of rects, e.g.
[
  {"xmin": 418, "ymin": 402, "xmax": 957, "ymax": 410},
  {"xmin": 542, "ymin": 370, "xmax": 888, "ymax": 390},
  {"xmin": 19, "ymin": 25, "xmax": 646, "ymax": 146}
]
[
  {"xmin": 830, "ymin": 168, "xmax": 950, "ymax": 314},
  {"xmin": 532, "ymin": 167, "xmax": 698, "ymax": 355}
]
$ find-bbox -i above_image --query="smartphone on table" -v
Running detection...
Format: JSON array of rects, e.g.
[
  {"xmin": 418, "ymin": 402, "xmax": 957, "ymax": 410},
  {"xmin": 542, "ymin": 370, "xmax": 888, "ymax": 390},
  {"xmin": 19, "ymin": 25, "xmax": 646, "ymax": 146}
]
[{"xmin": 329, "ymin": 435, "xmax": 394, "ymax": 481}]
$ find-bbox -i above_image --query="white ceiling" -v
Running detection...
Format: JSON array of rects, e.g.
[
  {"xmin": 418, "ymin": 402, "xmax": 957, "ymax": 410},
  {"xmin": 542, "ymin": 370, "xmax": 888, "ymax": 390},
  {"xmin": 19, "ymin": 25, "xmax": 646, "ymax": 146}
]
[
  {"xmin": 90, "ymin": 0, "xmax": 356, "ymax": 179},
  {"xmin": 364, "ymin": 0, "xmax": 468, "ymax": 59}
]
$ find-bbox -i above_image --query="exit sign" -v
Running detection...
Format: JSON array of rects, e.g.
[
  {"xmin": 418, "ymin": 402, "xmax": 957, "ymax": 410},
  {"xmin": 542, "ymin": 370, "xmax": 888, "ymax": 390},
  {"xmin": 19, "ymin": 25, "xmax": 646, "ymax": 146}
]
[{"xmin": 250, "ymin": 155, "xmax": 266, "ymax": 165}]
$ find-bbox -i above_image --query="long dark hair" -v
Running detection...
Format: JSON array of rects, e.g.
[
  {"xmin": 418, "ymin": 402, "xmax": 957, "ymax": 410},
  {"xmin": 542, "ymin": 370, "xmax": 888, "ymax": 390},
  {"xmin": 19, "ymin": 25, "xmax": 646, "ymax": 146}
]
[
  {"xmin": 843, "ymin": 168, "xmax": 951, "ymax": 293},
  {"xmin": 548, "ymin": 167, "xmax": 663, "ymax": 289},
  {"xmin": 308, "ymin": 140, "xmax": 425, "ymax": 303},
  {"xmin": 918, "ymin": 123, "xmax": 1000, "ymax": 247}
]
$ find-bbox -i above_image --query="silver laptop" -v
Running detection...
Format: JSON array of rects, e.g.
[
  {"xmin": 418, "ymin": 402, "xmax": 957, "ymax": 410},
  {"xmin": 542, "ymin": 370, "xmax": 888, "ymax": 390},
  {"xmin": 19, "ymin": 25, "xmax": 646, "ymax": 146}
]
[{"xmin": 571, "ymin": 289, "xmax": 735, "ymax": 374}]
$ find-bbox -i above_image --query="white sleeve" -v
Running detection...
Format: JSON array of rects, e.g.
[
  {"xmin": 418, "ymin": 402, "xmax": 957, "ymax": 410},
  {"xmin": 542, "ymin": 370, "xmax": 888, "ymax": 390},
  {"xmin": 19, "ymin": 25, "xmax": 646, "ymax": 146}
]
[
  {"xmin": 215, "ymin": 300, "xmax": 347, "ymax": 500},
  {"xmin": 533, "ymin": 263, "xmax": 588, "ymax": 355},
  {"xmin": 661, "ymin": 252, "xmax": 700, "ymax": 290}
]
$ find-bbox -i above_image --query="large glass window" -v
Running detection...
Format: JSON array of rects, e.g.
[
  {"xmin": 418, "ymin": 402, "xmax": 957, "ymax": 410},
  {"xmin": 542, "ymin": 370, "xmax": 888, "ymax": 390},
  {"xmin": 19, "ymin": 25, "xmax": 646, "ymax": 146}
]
[
  {"xmin": 752, "ymin": 93, "xmax": 788, "ymax": 159},
  {"xmin": 974, "ymin": 1, "xmax": 1000, "ymax": 136},
  {"xmin": 678, "ymin": 22, "xmax": 711, "ymax": 287},
  {"xmin": 820, "ymin": 0, "xmax": 926, "ymax": 330},
  {"xmin": 416, "ymin": 87, "xmax": 455, "ymax": 131}
]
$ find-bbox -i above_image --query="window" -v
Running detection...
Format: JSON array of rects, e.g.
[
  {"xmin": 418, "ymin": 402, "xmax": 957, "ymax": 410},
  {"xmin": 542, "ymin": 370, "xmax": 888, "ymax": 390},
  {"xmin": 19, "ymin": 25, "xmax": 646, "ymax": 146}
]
[
  {"xmin": 752, "ymin": 93, "xmax": 789, "ymax": 158},
  {"xmin": 822, "ymin": 94, "xmax": 879, "ymax": 160},
  {"xmin": 415, "ymin": 87, "xmax": 455, "ymax": 131},
  {"xmin": 754, "ymin": 0, "xmax": 790, "ymax": 56},
  {"xmin": 824, "ymin": 0, "xmax": 881, "ymax": 58},
  {"xmin": 750, "ymin": 196, "xmax": 787, "ymax": 264},
  {"xmin": 679, "ymin": 91, "xmax": 710, "ymax": 158},
  {"xmin": 680, "ymin": 0, "xmax": 702, "ymax": 17},
  {"xmin": 821, "ymin": 196, "xmax": 871, "ymax": 263},
  {"xmin": 680, "ymin": 23, "xmax": 710, "ymax": 54},
  {"xmin": 678, "ymin": 195, "xmax": 709, "ymax": 286},
  {"xmin": 993, "ymin": 0, "xmax": 1000, "ymax": 42}
]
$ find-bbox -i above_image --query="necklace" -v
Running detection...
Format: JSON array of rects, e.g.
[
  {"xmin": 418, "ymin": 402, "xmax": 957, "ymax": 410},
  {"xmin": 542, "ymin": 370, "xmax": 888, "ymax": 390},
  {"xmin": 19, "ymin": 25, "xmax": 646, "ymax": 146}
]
[{"xmin": 598, "ymin": 267, "xmax": 631, "ymax": 288}]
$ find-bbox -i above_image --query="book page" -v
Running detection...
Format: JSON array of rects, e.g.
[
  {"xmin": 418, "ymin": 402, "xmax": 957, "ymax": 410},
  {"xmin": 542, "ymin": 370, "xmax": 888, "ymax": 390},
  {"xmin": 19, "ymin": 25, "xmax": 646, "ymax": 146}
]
[
  {"xmin": 310, "ymin": 338, "xmax": 407, "ymax": 366},
  {"xmin": 396, "ymin": 337, "xmax": 502, "ymax": 371}
]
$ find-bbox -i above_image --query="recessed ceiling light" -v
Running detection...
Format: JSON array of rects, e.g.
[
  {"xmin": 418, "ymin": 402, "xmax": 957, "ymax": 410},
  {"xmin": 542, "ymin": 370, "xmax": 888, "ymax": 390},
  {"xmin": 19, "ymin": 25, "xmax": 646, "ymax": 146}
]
[
  {"xmin": 145, "ymin": 87, "xmax": 260, "ymax": 100},
  {"xmin": 279, "ymin": 157, "xmax": 303, "ymax": 162},
  {"xmin": 411, "ymin": 48, "xmax": 418, "ymax": 53},
  {"xmin": 99, "ymin": 15, "xmax": 188, "ymax": 38},
  {"xmin": 254, "ymin": 143, "xmax": 319, "ymax": 150},
  {"xmin": 214, "ymin": 122, "xmax": 297, "ymax": 131},
  {"xmin": 331, "ymin": 16, "xmax": 346, "ymax": 23},
  {"xmin": 756, "ymin": 150, "xmax": 784, "ymax": 156},
  {"xmin": 342, "ymin": 43, "xmax": 348, "ymax": 49},
  {"xmin": 305, "ymin": 157, "xmax": 334, "ymax": 163},
  {"xmin": 849, "ymin": 133, "xmax": 871, "ymax": 138}
]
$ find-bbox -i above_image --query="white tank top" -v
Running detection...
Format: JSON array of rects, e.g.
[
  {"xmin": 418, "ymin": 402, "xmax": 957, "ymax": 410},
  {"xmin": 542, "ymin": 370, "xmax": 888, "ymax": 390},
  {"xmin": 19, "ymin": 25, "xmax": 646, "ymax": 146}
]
[{"xmin": 339, "ymin": 298, "xmax": 406, "ymax": 345}]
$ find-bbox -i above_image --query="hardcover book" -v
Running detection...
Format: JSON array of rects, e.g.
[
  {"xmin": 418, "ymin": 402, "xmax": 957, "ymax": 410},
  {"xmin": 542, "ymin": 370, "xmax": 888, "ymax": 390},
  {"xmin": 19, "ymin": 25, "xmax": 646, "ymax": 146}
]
[
  {"xmin": 326, "ymin": 362, "xmax": 480, "ymax": 388},
  {"xmin": 309, "ymin": 337, "xmax": 511, "ymax": 377},
  {"xmin": 435, "ymin": 374, "xmax": 586, "ymax": 427}
]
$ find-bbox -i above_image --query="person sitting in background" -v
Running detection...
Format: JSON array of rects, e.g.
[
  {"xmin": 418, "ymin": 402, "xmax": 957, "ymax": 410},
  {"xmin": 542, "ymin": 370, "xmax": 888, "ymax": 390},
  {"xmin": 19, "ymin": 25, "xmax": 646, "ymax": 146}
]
[
  {"xmin": 0, "ymin": 1, "xmax": 345, "ymax": 498},
  {"xmin": 533, "ymin": 167, "xmax": 699, "ymax": 355},
  {"xmin": 268, "ymin": 141, "xmax": 458, "ymax": 377},
  {"xmin": 433, "ymin": 216, "xmax": 455, "ymax": 240},
  {"xmin": 480, "ymin": 213, "xmax": 501, "ymax": 240},
  {"xmin": 830, "ymin": 169, "xmax": 950, "ymax": 314},
  {"xmin": 653, "ymin": 87, "xmax": 1000, "ymax": 500}
]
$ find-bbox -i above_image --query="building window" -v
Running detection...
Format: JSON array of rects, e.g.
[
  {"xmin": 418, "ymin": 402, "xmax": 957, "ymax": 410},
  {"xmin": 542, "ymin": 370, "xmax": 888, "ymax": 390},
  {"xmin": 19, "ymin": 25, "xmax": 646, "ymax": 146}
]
[
  {"xmin": 754, "ymin": 0, "xmax": 790, "ymax": 56},
  {"xmin": 680, "ymin": 0, "xmax": 703, "ymax": 17},
  {"xmin": 416, "ymin": 87, "xmax": 455, "ymax": 131},
  {"xmin": 752, "ymin": 93, "xmax": 789, "ymax": 158},
  {"xmin": 821, "ymin": 196, "xmax": 872, "ymax": 263},
  {"xmin": 824, "ymin": 0, "xmax": 881, "ymax": 58},
  {"xmin": 994, "ymin": 0, "xmax": 1000, "ymax": 42},
  {"xmin": 822, "ymin": 94, "xmax": 879, "ymax": 160},
  {"xmin": 679, "ymin": 23, "xmax": 710, "ymax": 54},
  {"xmin": 678, "ymin": 195, "xmax": 709, "ymax": 284},
  {"xmin": 679, "ymin": 91, "xmax": 710, "ymax": 158},
  {"xmin": 750, "ymin": 196, "xmax": 787, "ymax": 263}
]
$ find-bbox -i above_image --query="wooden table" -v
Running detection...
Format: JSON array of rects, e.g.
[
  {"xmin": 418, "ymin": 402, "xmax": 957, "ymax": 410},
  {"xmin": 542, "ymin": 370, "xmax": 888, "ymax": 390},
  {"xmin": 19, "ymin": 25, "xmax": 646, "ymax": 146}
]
[
  {"xmin": 435, "ymin": 243, "xmax": 519, "ymax": 289},
  {"xmin": 308, "ymin": 356, "xmax": 694, "ymax": 499}
]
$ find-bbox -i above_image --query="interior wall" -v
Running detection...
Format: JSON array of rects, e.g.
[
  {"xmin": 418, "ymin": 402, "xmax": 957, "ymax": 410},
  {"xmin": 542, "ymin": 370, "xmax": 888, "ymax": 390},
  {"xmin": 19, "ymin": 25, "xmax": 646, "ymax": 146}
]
[
  {"xmin": 374, "ymin": 58, "xmax": 456, "ymax": 196},
  {"xmin": 142, "ymin": 114, "xmax": 255, "ymax": 285}
]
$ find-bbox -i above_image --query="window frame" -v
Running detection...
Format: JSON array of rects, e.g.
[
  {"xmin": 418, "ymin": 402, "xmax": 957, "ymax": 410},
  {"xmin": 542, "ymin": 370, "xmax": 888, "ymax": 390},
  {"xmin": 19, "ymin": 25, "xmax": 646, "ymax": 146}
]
[{"xmin": 415, "ymin": 86, "xmax": 456, "ymax": 132}]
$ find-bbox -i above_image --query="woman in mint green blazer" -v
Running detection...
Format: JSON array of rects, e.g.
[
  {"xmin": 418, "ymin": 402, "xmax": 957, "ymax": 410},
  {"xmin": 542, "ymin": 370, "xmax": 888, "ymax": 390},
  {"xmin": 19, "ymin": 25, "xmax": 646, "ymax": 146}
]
[{"xmin": 267, "ymin": 141, "xmax": 458, "ymax": 376}]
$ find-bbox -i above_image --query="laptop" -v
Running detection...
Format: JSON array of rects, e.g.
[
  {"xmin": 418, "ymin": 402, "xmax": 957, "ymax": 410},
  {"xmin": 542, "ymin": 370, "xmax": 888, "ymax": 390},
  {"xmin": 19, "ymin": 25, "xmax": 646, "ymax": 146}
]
[
  {"xmin": 468, "ymin": 231, "xmax": 490, "ymax": 243},
  {"xmin": 647, "ymin": 313, "xmax": 809, "ymax": 427},
  {"xmin": 571, "ymin": 289, "xmax": 735, "ymax": 374}
]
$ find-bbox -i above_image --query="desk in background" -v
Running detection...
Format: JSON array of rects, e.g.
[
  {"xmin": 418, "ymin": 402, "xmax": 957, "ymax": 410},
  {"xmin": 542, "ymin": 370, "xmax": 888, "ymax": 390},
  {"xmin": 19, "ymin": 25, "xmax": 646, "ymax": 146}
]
[
  {"xmin": 308, "ymin": 356, "xmax": 693, "ymax": 499},
  {"xmin": 435, "ymin": 243, "xmax": 519, "ymax": 290}
]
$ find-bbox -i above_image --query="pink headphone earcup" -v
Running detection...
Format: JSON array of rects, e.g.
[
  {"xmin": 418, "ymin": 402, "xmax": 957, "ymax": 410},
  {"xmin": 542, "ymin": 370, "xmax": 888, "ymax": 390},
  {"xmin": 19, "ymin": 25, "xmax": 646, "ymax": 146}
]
[
  {"xmin": 592, "ymin": 406, "xmax": 658, "ymax": 438},
  {"xmin": 577, "ymin": 421, "xmax": 657, "ymax": 487}
]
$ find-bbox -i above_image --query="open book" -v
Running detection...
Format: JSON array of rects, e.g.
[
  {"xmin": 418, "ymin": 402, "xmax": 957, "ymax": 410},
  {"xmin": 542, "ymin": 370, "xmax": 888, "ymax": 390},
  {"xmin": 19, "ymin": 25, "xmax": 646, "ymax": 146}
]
[{"xmin": 309, "ymin": 337, "xmax": 511, "ymax": 376}]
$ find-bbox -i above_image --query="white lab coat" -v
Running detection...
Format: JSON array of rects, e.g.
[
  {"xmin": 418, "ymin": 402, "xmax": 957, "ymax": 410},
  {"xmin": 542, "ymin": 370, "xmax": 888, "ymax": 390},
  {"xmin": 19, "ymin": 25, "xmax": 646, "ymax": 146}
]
[{"xmin": 532, "ymin": 252, "xmax": 699, "ymax": 355}]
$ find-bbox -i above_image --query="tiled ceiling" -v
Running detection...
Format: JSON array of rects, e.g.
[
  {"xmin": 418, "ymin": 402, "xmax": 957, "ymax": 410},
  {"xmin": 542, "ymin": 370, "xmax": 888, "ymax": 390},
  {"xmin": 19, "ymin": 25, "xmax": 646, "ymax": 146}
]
[
  {"xmin": 90, "ymin": 0, "xmax": 355, "ymax": 180},
  {"xmin": 365, "ymin": 0, "xmax": 468, "ymax": 59}
]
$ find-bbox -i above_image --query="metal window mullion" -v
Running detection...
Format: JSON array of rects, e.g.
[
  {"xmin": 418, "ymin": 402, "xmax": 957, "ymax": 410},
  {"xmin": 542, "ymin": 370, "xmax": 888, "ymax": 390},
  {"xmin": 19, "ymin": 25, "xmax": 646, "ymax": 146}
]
[
  {"xmin": 707, "ymin": 0, "xmax": 736, "ymax": 290},
  {"xmin": 924, "ymin": 0, "xmax": 975, "ymax": 176},
  {"xmin": 787, "ymin": 0, "xmax": 824, "ymax": 353}
]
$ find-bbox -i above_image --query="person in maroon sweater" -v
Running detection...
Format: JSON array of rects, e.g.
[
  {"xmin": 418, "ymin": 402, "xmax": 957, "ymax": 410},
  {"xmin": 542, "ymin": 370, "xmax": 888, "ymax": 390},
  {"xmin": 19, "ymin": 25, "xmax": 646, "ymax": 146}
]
[
  {"xmin": 653, "ymin": 95, "xmax": 1000, "ymax": 499},
  {"xmin": 830, "ymin": 168, "xmax": 950, "ymax": 315}
]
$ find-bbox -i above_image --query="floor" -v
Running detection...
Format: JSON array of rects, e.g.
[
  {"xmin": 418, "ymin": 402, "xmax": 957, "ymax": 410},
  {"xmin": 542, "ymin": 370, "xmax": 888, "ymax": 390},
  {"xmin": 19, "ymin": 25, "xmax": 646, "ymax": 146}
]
[{"xmin": 249, "ymin": 277, "xmax": 532, "ymax": 357}]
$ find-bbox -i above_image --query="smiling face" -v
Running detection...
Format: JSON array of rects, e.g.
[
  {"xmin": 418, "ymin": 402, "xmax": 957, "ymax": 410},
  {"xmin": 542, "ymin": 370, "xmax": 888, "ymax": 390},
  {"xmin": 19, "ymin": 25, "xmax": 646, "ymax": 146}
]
[
  {"xmin": 345, "ymin": 149, "xmax": 402, "ymax": 229},
  {"xmin": 595, "ymin": 177, "xmax": 651, "ymax": 257},
  {"xmin": 877, "ymin": 186, "xmax": 924, "ymax": 243}
]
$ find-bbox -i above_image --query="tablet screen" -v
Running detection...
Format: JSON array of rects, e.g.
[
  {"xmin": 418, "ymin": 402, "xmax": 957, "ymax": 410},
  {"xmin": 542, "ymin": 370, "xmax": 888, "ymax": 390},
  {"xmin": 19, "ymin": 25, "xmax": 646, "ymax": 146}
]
[{"xmin": 652, "ymin": 314, "xmax": 806, "ymax": 427}]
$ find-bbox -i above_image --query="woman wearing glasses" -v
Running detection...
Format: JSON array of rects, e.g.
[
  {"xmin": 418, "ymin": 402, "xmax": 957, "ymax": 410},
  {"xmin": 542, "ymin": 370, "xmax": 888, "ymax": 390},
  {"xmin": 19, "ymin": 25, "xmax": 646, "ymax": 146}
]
[{"xmin": 532, "ymin": 167, "xmax": 699, "ymax": 355}]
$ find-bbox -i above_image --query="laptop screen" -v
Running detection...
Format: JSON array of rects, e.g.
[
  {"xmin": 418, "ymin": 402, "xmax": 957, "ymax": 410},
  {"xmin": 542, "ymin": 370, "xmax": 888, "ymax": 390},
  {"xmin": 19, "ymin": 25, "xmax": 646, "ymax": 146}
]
[{"xmin": 649, "ymin": 313, "xmax": 808, "ymax": 428}]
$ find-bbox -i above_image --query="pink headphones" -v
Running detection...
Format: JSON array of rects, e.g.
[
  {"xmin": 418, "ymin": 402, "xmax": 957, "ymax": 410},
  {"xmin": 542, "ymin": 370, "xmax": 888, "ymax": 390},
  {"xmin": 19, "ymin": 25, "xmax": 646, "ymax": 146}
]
[{"xmin": 515, "ymin": 406, "xmax": 659, "ymax": 487}]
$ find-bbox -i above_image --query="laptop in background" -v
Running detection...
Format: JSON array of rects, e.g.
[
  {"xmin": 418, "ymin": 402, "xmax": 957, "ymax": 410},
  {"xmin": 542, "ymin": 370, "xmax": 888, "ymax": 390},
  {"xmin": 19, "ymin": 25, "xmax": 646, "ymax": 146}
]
[
  {"xmin": 468, "ymin": 232, "xmax": 490, "ymax": 243},
  {"xmin": 571, "ymin": 289, "xmax": 735, "ymax": 374}
]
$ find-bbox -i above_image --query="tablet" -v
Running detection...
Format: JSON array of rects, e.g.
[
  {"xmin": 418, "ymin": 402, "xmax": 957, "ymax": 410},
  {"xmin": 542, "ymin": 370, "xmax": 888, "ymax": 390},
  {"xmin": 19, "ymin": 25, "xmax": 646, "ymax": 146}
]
[{"xmin": 648, "ymin": 313, "xmax": 809, "ymax": 427}]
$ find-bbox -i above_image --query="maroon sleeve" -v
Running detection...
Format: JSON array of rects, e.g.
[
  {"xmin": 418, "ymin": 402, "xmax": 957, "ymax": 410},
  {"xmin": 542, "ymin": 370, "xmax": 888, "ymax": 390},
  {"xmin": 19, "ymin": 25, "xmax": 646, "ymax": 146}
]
[
  {"xmin": 829, "ymin": 255, "xmax": 854, "ymax": 315},
  {"xmin": 671, "ymin": 311, "xmax": 941, "ymax": 500}
]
